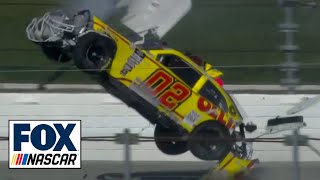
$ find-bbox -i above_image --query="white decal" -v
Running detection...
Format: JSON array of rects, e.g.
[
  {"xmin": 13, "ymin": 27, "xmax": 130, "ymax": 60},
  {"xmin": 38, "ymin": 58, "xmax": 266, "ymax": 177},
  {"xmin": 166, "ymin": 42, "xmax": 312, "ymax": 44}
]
[{"xmin": 183, "ymin": 110, "xmax": 201, "ymax": 126}]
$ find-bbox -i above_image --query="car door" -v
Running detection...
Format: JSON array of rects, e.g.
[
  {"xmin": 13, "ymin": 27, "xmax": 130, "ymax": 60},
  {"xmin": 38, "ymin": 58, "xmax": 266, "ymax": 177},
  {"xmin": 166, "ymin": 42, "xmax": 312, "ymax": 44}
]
[{"xmin": 154, "ymin": 53, "xmax": 212, "ymax": 129}]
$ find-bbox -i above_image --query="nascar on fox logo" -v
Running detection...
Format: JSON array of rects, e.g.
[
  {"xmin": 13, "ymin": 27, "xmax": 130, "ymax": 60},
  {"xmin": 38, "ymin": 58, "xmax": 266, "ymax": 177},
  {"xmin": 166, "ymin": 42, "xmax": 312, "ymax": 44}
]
[{"xmin": 9, "ymin": 120, "xmax": 81, "ymax": 169}]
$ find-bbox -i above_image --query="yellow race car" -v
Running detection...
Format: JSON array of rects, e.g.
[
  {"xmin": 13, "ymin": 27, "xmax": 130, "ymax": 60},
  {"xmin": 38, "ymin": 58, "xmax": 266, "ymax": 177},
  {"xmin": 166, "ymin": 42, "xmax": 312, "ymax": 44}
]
[{"xmin": 26, "ymin": 10, "xmax": 256, "ymax": 161}]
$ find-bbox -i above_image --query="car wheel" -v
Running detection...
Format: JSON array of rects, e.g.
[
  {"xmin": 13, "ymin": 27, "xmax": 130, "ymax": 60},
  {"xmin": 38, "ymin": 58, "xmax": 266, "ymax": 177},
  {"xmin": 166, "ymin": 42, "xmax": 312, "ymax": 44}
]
[
  {"xmin": 189, "ymin": 121, "xmax": 232, "ymax": 161},
  {"xmin": 72, "ymin": 32, "xmax": 116, "ymax": 74},
  {"xmin": 41, "ymin": 46, "xmax": 71, "ymax": 63},
  {"xmin": 154, "ymin": 124, "xmax": 188, "ymax": 155}
]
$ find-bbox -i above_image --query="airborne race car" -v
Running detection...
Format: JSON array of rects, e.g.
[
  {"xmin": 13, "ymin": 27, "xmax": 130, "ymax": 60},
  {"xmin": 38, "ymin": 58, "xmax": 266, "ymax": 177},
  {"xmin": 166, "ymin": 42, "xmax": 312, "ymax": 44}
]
[{"xmin": 26, "ymin": 10, "xmax": 255, "ymax": 161}]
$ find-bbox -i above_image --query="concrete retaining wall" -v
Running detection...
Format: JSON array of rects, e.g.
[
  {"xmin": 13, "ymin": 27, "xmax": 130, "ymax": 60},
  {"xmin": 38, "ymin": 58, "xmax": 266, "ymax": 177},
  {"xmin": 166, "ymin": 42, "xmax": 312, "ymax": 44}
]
[{"xmin": 0, "ymin": 93, "xmax": 319, "ymax": 162}]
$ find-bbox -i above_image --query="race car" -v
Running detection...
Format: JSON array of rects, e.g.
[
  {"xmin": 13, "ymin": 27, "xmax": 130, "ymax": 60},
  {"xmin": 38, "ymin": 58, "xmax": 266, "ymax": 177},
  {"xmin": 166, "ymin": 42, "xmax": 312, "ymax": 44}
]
[{"xmin": 26, "ymin": 10, "xmax": 255, "ymax": 161}]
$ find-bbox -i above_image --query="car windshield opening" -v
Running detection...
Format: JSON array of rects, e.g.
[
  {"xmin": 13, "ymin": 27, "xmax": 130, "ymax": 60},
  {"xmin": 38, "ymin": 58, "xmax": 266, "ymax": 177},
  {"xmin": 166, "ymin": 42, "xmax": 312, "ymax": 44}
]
[{"xmin": 198, "ymin": 81, "xmax": 228, "ymax": 113}]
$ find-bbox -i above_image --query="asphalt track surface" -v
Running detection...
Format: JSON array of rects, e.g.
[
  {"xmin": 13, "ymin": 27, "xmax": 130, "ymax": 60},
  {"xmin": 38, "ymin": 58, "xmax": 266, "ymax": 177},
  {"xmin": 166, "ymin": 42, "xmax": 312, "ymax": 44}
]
[{"xmin": 1, "ymin": 161, "xmax": 320, "ymax": 180}]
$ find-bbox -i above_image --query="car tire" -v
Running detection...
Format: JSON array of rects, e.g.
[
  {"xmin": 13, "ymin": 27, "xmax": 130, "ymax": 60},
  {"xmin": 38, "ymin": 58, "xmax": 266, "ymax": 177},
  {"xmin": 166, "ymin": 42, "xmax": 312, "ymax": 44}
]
[
  {"xmin": 72, "ymin": 32, "xmax": 116, "ymax": 74},
  {"xmin": 189, "ymin": 121, "xmax": 232, "ymax": 161},
  {"xmin": 41, "ymin": 46, "xmax": 71, "ymax": 63},
  {"xmin": 154, "ymin": 124, "xmax": 188, "ymax": 155}
]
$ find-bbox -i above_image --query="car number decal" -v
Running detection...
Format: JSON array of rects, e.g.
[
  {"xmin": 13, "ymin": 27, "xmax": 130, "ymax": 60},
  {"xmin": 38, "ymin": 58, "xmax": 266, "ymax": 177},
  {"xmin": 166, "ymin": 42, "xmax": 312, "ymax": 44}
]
[
  {"xmin": 144, "ymin": 69, "xmax": 191, "ymax": 111},
  {"xmin": 120, "ymin": 49, "xmax": 145, "ymax": 76},
  {"xmin": 144, "ymin": 70, "xmax": 174, "ymax": 96}
]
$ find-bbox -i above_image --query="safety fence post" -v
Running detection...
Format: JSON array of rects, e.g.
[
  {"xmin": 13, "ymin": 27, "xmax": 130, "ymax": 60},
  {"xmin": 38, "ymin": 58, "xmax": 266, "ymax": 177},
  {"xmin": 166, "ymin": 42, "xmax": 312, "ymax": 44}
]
[
  {"xmin": 278, "ymin": 0, "xmax": 317, "ymax": 179},
  {"xmin": 279, "ymin": 0, "xmax": 300, "ymax": 94},
  {"xmin": 284, "ymin": 129, "xmax": 309, "ymax": 180},
  {"xmin": 278, "ymin": 1, "xmax": 300, "ymax": 177},
  {"xmin": 292, "ymin": 129, "xmax": 301, "ymax": 180},
  {"xmin": 115, "ymin": 128, "xmax": 139, "ymax": 180}
]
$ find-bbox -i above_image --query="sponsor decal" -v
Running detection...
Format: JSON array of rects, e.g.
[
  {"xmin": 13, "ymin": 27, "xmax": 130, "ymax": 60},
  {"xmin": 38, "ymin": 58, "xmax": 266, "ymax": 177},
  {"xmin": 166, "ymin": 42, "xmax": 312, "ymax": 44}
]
[
  {"xmin": 120, "ymin": 49, "xmax": 145, "ymax": 76},
  {"xmin": 183, "ymin": 110, "xmax": 201, "ymax": 126},
  {"xmin": 197, "ymin": 97, "xmax": 219, "ymax": 119}
]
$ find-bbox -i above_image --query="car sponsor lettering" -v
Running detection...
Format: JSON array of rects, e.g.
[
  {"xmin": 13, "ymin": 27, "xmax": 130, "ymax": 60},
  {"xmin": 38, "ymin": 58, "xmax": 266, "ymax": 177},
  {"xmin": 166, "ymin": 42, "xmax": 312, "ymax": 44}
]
[
  {"xmin": 197, "ymin": 97, "xmax": 219, "ymax": 119},
  {"xmin": 120, "ymin": 49, "xmax": 145, "ymax": 76}
]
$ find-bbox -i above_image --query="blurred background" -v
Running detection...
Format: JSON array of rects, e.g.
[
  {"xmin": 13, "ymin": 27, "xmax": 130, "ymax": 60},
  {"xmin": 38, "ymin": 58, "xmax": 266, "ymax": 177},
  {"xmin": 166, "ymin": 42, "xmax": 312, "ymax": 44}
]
[
  {"xmin": 0, "ymin": 0, "xmax": 319, "ymax": 85},
  {"xmin": 1, "ymin": 0, "xmax": 320, "ymax": 180}
]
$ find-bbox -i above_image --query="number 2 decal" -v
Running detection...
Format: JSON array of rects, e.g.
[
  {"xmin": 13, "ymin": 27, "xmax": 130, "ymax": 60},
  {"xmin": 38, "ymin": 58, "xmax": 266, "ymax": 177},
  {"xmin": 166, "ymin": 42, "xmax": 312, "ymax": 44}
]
[{"xmin": 145, "ymin": 69, "xmax": 191, "ymax": 110}]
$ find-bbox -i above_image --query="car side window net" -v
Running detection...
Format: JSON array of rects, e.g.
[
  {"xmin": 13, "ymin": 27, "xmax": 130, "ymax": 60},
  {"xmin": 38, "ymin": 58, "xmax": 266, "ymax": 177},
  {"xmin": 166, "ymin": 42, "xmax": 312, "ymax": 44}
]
[
  {"xmin": 199, "ymin": 81, "xmax": 228, "ymax": 113},
  {"xmin": 158, "ymin": 54, "xmax": 201, "ymax": 88}
]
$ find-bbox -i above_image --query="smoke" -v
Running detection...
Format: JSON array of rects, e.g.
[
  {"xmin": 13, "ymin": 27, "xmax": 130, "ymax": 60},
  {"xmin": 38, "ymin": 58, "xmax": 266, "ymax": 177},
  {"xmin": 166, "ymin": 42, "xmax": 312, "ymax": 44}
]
[{"xmin": 63, "ymin": 0, "xmax": 118, "ymax": 20}]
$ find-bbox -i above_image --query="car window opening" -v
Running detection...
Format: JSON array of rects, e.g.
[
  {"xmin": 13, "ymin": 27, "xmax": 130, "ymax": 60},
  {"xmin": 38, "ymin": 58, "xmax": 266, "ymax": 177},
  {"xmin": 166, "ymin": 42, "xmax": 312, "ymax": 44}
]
[
  {"xmin": 158, "ymin": 54, "xmax": 201, "ymax": 88},
  {"xmin": 199, "ymin": 81, "xmax": 228, "ymax": 113}
]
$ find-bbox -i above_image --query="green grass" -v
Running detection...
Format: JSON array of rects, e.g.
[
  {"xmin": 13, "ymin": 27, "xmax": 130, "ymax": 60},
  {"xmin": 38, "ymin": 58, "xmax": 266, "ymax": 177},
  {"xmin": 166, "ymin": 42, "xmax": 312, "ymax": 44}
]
[{"xmin": 0, "ymin": 0, "xmax": 319, "ymax": 84}]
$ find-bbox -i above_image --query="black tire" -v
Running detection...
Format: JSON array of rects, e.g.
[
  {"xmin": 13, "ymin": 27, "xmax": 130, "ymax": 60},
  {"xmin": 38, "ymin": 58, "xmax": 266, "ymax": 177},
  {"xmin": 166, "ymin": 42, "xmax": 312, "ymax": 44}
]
[
  {"xmin": 41, "ymin": 46, "xmax": 71, "ymax": 63},
  {"xmin": 189, "ymin": 121, "xmax": 232, "ymax": 161},
  {"xmin": 154, "ymin": 124, "xmax": 188, "ymax": 155},
  {"xmin": 72, "ymin": 32, "xmax": 116, "ymax": 74}
]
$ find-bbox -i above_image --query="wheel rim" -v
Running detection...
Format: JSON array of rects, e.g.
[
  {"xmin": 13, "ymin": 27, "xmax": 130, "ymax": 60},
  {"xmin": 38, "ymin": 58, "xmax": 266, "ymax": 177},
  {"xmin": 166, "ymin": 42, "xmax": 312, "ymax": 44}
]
[
  {"xmin": 198, "ymin": 126, "xmax": 228, "ymax": 155},
  {"xmin": 190, "ymin": 122, "xmax": 231, "ymax": 160},
  {"xmin": 86, "ymin": 43, "xmax": 107, "ymax": 67}
]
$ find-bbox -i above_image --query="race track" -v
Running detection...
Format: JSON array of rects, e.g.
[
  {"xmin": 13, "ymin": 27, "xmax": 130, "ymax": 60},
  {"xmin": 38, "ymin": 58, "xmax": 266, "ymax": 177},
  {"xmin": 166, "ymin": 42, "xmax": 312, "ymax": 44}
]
[{"xmin": 2, "ymin": 161, "xmax": 320, "ymax": 180}]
